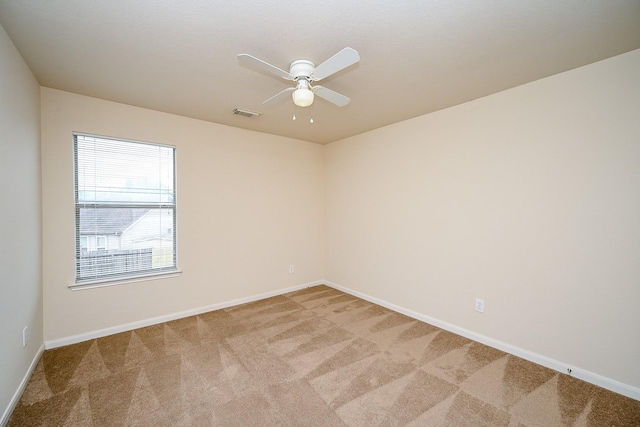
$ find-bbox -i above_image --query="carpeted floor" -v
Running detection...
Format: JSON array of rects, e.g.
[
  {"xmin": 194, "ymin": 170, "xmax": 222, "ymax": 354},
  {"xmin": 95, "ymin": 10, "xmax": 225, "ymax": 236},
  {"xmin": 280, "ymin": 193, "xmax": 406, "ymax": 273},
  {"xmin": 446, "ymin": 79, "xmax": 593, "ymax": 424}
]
[{"xmin": 9, "ymin": 285, "xmax": 640, "ymax": 426}]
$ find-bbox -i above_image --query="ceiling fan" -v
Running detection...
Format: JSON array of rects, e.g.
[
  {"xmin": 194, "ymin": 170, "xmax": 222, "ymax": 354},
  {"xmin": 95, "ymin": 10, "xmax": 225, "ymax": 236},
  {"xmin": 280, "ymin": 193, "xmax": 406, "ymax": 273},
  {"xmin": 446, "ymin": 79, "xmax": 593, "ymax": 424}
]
[{"xmin": 238, "ymin": 47, "xmax": 360, "ymax": 108}]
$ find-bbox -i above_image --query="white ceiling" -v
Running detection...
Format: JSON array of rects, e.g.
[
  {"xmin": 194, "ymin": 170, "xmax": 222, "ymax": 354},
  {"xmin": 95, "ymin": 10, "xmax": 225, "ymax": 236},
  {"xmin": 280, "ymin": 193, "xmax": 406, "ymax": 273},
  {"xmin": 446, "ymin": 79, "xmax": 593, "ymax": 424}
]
[{"xmin": 1, "ymin": 1, "xmax": 639, "ymax": 144}]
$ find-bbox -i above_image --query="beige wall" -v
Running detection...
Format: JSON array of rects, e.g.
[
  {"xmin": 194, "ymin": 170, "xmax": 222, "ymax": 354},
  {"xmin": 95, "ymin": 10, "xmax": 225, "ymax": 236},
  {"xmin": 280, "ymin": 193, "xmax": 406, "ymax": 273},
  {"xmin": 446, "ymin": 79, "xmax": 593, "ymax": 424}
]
[
  {"xmin": 23, "ymin": 44, "xmax": 640, "ymax": 403},
  {"xmin": 0, "ymin": 24, "xmax": 43, "ymax": 422},
  {"xmin": 41, "ymin": 88, "xmax": 325, "ymax": 342},
  {"xmin": 325, "ymin": 49, "xmax": 640, "ymax": 390}
]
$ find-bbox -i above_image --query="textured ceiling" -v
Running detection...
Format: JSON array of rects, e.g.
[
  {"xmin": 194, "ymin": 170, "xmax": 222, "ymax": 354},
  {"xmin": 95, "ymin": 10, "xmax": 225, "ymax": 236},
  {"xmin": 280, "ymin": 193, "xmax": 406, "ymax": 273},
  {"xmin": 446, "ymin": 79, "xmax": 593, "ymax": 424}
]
[{"xmin": 1, "ymin": 1, "xmax": 640, "ymax": 144}]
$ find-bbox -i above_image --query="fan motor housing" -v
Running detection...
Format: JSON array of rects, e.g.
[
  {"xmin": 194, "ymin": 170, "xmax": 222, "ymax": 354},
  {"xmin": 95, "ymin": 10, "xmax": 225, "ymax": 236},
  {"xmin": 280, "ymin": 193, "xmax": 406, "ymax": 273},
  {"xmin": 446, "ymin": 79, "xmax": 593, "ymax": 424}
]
[{"xmin": 289, "ymin": 60, "xmax": 315, "ymax": 79}]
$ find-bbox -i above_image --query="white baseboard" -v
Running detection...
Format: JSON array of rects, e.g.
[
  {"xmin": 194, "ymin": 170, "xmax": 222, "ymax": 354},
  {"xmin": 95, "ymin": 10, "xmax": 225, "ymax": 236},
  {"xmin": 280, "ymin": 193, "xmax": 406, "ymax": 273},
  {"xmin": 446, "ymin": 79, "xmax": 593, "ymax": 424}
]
[
  {"xmin": 1, "ymin": 343, "xmax": 45, "ymax": 427},
  {"xmin": 325, "ymin": 280, "xmax": 640, "ymax": 402},
  {"xmin": 45, "ymin": 280, "xmax": 324, "ymax": 350}
]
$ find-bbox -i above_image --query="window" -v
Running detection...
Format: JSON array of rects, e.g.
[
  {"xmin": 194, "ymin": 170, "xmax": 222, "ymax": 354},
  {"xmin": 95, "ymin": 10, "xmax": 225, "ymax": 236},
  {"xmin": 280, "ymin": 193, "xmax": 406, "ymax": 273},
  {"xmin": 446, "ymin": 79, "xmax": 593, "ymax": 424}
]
[
  {"xmin": 96, "ymin": 235, "xmax": 107, "ymax": 251},
  {"xmin": 74, "ymin": 133, "xmax": 177, "ymax": 285}
]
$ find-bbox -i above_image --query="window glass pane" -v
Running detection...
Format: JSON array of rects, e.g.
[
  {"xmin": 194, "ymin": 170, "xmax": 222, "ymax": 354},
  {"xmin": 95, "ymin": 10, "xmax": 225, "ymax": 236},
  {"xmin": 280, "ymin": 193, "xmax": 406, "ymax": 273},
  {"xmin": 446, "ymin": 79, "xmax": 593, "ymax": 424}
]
[
  {"xmin": 96, "ymin": 236, "xmax": 107, "ymax": 250},
  {"xmin": 76, "ymin": 136, "xmax": 174, "ymax": 204},
  {"xmin": 74, "ymin": 134, "xmax": 176, "ymax": 284}
]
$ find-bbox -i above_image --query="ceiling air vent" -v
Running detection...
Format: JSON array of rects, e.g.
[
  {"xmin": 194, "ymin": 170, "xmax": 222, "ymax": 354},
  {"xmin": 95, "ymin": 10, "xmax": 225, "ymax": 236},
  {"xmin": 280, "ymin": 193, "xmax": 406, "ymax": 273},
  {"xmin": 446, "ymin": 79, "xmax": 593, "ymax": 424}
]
[{"xmin": 232, "ymin": 108, "xmax": 261, "ymax": 118}]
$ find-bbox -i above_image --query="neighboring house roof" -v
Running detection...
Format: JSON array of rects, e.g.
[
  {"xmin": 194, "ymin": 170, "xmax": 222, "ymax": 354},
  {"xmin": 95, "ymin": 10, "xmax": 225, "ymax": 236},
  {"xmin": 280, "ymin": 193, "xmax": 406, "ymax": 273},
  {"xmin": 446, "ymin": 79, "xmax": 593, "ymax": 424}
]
[{"xmin": 79, "ymin": 208, "xmax": 150, "ymax": 234}]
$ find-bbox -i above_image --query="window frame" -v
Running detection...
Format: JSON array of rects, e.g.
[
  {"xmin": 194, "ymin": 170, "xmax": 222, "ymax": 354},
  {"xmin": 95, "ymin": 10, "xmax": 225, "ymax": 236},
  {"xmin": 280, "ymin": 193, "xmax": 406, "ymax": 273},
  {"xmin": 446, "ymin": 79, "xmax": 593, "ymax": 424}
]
[{"xmin": 72, "ymin": 132, "xmax": 179, "ymax": 289}]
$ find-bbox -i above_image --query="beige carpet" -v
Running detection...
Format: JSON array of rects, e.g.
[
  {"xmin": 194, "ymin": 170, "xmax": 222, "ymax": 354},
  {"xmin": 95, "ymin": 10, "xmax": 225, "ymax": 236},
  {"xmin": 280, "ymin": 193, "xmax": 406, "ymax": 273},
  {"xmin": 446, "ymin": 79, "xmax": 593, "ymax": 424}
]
[{"xmin": 9, "ymin": 285, "xmax": 640, "ymax": 426}]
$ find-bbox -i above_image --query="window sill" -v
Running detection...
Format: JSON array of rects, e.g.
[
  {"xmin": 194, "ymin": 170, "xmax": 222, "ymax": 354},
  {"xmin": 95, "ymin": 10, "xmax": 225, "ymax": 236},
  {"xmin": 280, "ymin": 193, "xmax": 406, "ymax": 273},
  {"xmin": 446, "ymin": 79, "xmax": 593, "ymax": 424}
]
[{"xmin": 70, "ymin": 270, "xmax": 182, "ymax": 291}]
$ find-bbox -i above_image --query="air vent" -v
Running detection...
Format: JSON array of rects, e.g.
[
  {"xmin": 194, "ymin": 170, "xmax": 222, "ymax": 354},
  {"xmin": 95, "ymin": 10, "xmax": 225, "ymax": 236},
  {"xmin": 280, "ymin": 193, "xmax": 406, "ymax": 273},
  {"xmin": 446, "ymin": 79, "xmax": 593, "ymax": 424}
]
[{"xmin": 232, "ymin": 108, "xmax": 261, "ymax": 118}]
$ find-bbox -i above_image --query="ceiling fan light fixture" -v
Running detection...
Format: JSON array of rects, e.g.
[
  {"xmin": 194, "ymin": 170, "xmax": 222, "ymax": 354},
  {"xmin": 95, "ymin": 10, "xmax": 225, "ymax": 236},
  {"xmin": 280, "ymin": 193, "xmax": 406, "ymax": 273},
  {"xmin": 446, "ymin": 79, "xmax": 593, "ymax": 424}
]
[
  {"xmin": 292, "ymin": 80, "xmax": 314, "ymax": 107},
  {"xmin": 293, "ymin": 88, "xmax": 314, "ymax": 107}
]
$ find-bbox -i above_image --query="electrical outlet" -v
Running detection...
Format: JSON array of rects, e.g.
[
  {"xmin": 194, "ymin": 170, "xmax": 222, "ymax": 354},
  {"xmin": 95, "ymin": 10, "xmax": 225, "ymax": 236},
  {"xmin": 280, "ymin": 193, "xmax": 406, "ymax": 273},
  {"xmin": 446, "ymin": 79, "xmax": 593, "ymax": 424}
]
[
  {"xmin": 288, "ymin": 265, "xmax": 294, "ymax": 273},
  {"xmin": 22, "ymin": 326, "xmax": 28, "ymax": 347},
  {"xmin": 475, "ymin": 298, "xmax": 485, "ymax": 313}
]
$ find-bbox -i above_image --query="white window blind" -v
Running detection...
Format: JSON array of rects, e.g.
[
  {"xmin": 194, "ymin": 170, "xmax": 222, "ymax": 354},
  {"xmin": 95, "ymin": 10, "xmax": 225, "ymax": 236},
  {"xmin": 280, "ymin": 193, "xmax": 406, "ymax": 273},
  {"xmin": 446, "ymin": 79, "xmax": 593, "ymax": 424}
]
[{"xmin": 74, "ymin": 133, "xmax": 177, "ymax": 284}]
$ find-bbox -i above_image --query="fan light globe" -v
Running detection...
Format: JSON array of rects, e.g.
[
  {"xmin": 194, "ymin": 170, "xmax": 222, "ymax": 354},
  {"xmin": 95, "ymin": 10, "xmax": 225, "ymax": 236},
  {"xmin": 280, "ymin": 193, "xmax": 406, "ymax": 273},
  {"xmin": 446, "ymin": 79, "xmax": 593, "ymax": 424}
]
[{"xmin": 292, "ymin": 88, "xmax": 314, "ymax": 107}]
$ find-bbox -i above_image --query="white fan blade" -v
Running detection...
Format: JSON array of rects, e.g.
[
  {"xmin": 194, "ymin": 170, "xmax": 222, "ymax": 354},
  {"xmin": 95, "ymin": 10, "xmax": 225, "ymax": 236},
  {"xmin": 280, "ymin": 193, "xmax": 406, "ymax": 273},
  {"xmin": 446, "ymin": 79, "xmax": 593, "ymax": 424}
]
[
  {"xmin": 238, "ymin": 54, "xmax": 292, "ymax": 80},
  {"xmin": 313, "ymin": 85, "xmax": 351, "ymax": 107},
  {"xmin": 311, "ymin": 47, "xmax": 360, "ymax": 81},
  {"xmin": 263, "ymin": 87, "xmax": 295, "ymax": 105}
]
